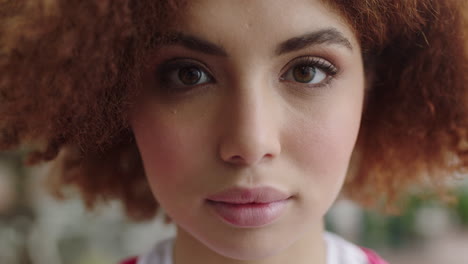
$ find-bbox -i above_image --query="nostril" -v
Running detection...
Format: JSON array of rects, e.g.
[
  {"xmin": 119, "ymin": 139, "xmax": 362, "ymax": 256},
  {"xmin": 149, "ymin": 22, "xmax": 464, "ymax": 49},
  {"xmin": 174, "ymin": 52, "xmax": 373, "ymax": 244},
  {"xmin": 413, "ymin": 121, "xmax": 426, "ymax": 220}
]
[
  {"xmin": 227, "ymin": 155, "xmax": 247, "ymax": 165},
  {"xmin": 225, "ymin": 153, "xmax": 275, "ymax": 166},
  {"xmin": 219, "ymin": 135, "xmax": 280, "ymax": 166}
]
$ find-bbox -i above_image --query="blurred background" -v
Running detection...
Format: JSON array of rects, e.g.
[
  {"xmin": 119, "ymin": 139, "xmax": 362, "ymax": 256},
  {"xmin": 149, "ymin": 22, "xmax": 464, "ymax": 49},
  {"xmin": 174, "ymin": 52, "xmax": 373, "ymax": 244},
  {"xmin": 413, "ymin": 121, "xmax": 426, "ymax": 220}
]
[{"xmin": 1, "ymin": 150, "xmax": 468, "ymax": 264}]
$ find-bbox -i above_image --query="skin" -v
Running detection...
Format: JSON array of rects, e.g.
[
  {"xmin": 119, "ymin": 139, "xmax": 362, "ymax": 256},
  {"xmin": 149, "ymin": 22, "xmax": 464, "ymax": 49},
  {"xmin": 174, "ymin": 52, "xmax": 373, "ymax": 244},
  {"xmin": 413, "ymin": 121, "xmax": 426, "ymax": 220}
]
[{"xmin": 130, "ymin": 0, "xmax": 365, "ymax": 263}]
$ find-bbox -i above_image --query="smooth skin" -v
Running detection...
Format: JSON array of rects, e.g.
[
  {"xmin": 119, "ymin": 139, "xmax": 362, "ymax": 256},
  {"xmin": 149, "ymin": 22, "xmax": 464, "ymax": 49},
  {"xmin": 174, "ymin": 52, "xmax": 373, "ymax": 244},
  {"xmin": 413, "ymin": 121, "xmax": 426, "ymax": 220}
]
[{"xmin": 130, "ymin": 0, "xmax": 365, "ymax": 264}]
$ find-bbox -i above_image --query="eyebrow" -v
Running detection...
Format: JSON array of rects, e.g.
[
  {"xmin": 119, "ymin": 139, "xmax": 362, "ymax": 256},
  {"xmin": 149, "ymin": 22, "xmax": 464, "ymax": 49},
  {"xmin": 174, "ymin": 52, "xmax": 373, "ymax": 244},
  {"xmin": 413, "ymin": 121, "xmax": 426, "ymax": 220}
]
[
  {"xmin": 275, "ymin": 28, "xmax": 353, "ymax": 55},
  {"xmin": 161, "ymin": 32, "xmax": 228, "ymax": 56},
  {"xmin": 160, "ymin": 28, "xmax": 353, "ymax": 57}
]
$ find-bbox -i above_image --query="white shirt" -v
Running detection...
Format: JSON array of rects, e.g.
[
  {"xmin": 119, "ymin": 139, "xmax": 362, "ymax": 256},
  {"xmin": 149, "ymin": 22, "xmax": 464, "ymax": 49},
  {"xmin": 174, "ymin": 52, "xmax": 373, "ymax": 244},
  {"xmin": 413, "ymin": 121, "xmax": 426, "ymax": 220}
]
[{"xmin": 137, "ymin": 232, "xmax": 369, "ymax": 264}]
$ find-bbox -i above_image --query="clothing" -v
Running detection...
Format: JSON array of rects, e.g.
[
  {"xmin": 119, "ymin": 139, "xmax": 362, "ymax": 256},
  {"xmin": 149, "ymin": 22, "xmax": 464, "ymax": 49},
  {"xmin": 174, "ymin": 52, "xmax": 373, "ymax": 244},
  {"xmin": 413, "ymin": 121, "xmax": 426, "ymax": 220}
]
[{"xmin": 120, "ymin": 232, "xmax": 388, "ymax": 264}]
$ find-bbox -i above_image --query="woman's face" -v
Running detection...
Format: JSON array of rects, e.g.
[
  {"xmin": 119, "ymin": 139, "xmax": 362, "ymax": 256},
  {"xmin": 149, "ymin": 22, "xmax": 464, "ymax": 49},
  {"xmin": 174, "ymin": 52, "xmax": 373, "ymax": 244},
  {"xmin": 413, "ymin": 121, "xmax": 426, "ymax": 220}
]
[{"xmin": 131, "ymin": 0, "xmax": 364, "ymax": 261}]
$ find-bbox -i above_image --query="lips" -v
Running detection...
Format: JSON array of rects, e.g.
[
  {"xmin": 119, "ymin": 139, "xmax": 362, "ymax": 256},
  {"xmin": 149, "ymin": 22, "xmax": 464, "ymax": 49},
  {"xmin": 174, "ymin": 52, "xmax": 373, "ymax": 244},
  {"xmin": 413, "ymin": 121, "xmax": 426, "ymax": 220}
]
[
  {"xmin": 206, "ymin": 186, "xmax": 291, "ymax": 204},
  {"xmin": 206, "ymin": 186, "xmax": 291, "ymax": 227}
]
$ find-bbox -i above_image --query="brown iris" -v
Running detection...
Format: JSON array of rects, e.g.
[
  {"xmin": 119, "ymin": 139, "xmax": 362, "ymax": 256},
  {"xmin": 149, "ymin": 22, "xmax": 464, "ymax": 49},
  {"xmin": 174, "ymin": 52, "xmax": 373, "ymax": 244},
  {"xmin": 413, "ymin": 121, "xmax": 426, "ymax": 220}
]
[
  {"xmin": 178, "ymin": 66, "xmax": 202, "ymax": 85},
  {"xmin": 293, "ymin": 65, "xmax": 316, "ymax": 83}
]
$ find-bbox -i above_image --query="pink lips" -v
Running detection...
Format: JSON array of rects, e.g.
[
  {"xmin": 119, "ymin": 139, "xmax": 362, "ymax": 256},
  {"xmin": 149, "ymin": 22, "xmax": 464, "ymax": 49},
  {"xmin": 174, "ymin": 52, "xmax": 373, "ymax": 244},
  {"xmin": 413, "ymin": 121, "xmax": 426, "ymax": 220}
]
[{"xmin": 206, "ymin": 187, "xmax": 291, "ymax": 228}]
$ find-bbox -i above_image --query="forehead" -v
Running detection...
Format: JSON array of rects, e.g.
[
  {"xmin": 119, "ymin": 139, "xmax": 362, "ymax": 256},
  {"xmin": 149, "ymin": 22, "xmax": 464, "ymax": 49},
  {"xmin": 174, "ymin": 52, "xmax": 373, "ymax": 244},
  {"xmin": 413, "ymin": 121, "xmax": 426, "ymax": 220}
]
[{"xmin": 170, "ymin": 0, "xmax": 358, "ymax": 53}]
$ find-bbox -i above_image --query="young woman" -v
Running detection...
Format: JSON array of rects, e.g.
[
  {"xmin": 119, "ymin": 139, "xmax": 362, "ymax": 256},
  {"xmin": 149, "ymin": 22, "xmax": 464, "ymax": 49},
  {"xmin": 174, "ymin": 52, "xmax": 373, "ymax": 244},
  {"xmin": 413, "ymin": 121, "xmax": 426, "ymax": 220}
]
[{"xmin": 1, "ymin": 0, "xmax": 467, "ymax": 263}]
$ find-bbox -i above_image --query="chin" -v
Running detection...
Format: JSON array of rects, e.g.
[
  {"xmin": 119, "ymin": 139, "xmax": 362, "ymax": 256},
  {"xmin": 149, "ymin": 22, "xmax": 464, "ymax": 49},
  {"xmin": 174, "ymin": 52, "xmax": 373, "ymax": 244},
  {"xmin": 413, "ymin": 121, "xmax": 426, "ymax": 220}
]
[
  {"xmin": 196, "ymin": 229, "xmax": 298, "ymax": 261},
  {"xmin": 208, "ymin": 242, "xmax": 288, "ymax": 260}
]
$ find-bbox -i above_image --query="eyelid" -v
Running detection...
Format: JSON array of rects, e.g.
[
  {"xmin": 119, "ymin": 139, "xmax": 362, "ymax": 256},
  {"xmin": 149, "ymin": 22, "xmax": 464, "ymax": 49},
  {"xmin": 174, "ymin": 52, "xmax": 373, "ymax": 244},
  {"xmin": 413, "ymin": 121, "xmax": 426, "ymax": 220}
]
[
  {"xmin": 280, "ymin": 56, "xmax": 339, "ymax": 77},
  {"xmin": 155, "ymin": 58, "xmax": 216, "ymax": 95},
  {"xmin": 278, "ymin": 56, "xmax": 339, "ymax": 89},
  {"xmin": 157, "ymin": 58, "xmax": 215, "ymax": 80}
]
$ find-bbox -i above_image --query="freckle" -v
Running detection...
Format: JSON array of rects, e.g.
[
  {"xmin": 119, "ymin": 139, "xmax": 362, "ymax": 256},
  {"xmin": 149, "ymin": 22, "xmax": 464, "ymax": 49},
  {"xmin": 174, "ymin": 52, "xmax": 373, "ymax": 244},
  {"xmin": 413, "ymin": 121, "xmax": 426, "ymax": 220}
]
[{"xmin": 171, "ymin": 109, "xmax": 177, "ymax": 115}]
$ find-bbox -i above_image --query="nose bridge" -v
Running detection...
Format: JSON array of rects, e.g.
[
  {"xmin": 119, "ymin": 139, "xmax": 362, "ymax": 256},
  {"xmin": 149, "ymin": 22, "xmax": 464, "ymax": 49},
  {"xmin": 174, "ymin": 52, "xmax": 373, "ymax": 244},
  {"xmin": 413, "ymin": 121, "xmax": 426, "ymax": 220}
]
[{"xmin": 218, "ymin": 79, "xmax": 281, "ymax": 166}]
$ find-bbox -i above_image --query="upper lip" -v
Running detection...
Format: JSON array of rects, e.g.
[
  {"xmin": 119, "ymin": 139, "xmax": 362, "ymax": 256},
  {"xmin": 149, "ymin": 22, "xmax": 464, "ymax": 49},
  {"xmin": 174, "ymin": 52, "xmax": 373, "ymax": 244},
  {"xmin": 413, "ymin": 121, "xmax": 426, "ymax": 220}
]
[{"xmin": 206, "ymin": 186, "xmax": 291, "ymax": 204}]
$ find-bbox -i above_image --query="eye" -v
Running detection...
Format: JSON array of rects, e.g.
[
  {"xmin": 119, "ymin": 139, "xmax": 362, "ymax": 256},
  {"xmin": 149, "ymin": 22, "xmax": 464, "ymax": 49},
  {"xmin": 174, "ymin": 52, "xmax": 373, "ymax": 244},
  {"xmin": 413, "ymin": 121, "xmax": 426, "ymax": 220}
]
[
  {"xmin": 281, "ymin": 57, "xmax": 338, "ymax": 86},
  {"xmin": 291, "ymin": 65, "xmax": 324, "ymax": 84},
  {"xmin": 171, "ymin": 65, "xmax": 211, "ymax": 86},
  {"xmin": 157, "ymin": 59, "xmax": 213, "ymax": 93}
]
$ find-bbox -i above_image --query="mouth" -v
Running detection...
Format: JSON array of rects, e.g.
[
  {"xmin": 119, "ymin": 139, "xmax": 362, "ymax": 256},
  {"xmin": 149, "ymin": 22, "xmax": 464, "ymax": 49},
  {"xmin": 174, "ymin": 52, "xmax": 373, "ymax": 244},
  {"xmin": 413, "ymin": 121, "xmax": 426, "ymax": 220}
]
[
  {"xmin": 205, "ymin": 186, "xmax": 292, "ymax": 228},
  {"xmin": 206, "ymin": 186, "xmax": 292, "ymax": 204}
]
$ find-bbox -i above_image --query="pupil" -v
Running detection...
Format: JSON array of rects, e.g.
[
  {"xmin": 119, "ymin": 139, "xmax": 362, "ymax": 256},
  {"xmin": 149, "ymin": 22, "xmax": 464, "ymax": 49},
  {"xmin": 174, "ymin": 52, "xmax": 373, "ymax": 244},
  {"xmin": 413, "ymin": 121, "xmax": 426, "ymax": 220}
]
[
  {"xmin": 179, "ymin": 67, "xmax": 202, "ymax": 85},
  {"xmin": 293, "ymin": 66, "xmax": 316, "ymax": 83}
]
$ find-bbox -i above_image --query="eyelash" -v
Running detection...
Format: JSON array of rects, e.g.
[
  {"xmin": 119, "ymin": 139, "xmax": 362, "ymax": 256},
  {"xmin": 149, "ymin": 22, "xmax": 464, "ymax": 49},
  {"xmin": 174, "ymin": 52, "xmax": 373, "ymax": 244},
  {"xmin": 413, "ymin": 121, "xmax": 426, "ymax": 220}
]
[
  {"xmin": 280, "ymin": 56, "xmax": 338, "ymax": 87},
  {"xmin": 157, "ymin": 59, "xmax": 213, "ymax": 90},
  {"xmin": 155, "ymin": 56, "xmax": 339, "ymax": 94}
]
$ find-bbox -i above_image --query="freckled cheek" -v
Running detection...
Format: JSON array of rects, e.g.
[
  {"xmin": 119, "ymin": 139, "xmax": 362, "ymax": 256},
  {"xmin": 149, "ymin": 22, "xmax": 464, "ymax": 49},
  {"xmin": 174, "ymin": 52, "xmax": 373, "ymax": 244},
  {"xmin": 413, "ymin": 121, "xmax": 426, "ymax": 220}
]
[
  {"xmin": 134, "ymin": 119, "xmax": 207, "ymax": 187},
  {"xmin": 286, "ymin": 114, "xmax": 361, "ymax": 215},
  {"xmin": 288, "ymin": 113, "xmax": 361, "ymax": 184}
]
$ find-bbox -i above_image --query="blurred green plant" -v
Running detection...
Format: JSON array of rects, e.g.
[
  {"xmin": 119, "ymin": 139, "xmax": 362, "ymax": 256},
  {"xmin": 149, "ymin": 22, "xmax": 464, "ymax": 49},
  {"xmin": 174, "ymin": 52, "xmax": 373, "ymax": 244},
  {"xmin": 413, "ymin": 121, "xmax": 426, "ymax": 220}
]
[
  {"xmin": 359, "ymin": 195, "xmax": 423, "ymax": 249},
  {"xmin": 358, "ymin": 186, "xmax": 468, "ymax": 249},
  {"xmin": 455, "ymin": 188, "xmax": 468, "ymax": 226}
]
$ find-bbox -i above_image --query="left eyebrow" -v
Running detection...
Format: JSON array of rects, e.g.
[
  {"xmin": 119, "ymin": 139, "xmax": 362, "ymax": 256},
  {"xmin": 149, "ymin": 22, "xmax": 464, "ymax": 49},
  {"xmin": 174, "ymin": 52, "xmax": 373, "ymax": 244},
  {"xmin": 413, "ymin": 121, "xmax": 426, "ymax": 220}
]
[{"xmin": 275, "ymin": 28, "xmax": 353, "ymax": 55}]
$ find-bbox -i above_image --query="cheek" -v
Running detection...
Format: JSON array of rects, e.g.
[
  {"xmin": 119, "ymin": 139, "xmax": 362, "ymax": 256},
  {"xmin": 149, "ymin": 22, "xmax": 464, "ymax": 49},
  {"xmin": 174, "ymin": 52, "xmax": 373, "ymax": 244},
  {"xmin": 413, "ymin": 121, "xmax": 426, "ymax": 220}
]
[
  {"xmin": 285, "ymin": 91, "xmax": 363, "ymax": 204},
  {"xmin": 288, "ymin": 117, "xmax": 358, "ymax": 180},
  {"xmin": 131, "ymin": 109, "xmax": 208, "ymax": 196},
  {"xmin": 136, "ymin": 125, "xmax": 185, "ymax": 177}
]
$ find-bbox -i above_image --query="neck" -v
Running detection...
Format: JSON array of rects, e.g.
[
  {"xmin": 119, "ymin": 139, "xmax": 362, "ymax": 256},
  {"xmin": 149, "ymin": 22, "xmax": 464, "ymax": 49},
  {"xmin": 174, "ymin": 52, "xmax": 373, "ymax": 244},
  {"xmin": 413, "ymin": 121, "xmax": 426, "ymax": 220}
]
[{"xmin": 173, "ymin": 223, "xmax": 327, "ymax": 264}]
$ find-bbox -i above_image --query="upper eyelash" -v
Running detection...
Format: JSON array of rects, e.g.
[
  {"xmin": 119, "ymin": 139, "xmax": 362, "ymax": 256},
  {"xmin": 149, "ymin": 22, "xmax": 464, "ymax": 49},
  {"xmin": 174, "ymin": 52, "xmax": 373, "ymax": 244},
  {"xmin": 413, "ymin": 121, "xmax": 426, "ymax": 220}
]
[
  {"xmin": 284, "ymin": 56, "xmax": 338, "ymax": 77},
  {"xmin": 157, "ymin": 59, "xmax": 214, "ymax": 85}
]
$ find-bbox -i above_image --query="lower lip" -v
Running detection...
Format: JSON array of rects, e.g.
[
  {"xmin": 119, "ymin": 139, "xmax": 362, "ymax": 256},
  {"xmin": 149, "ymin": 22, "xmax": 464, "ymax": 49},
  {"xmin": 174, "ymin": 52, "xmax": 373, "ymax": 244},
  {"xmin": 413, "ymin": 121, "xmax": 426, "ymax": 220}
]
[{"xmin": 207, "ymin": 199, "xmax": 289, "ymax": 228}]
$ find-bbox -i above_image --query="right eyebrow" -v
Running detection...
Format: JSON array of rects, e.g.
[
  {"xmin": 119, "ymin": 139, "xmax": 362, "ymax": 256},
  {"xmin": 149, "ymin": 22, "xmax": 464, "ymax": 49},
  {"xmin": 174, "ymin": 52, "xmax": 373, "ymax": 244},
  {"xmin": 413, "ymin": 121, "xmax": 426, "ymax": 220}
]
[{"xmin": 159, "ymin": 32, "xmax": 228, "ymax": 57}]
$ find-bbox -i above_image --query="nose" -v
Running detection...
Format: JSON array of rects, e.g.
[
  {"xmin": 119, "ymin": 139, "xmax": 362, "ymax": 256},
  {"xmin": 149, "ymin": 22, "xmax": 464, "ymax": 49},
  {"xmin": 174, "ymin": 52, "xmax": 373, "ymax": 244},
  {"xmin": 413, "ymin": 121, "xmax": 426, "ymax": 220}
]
[{"xmin": 218, "ymin": 86, "xmax": 281, "ymax": 166}]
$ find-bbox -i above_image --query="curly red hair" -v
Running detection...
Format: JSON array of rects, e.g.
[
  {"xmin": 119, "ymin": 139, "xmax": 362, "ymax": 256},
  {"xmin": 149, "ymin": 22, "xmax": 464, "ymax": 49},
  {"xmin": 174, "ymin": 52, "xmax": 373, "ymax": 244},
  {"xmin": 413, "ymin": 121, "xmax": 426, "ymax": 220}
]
[{"xmin": 1, "ymin": 0, "xmax": 467, "ymax": 220}]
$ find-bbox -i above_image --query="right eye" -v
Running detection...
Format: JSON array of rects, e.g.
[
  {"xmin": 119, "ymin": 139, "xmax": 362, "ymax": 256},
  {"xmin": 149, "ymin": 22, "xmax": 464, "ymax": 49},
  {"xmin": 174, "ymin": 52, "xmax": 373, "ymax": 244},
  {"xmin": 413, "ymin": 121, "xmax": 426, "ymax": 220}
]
[{"xmin": 157, "ymin": 59, "xmax": 214, "ymax": 93}]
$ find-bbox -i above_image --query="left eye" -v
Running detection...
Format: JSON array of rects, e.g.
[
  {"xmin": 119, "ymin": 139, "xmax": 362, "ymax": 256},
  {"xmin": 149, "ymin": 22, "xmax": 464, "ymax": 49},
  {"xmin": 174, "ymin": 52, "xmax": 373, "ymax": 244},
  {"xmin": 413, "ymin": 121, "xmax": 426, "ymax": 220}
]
[
  {"xmin": 288, "ymin": 65, "xmax": 325, "ymax": 84},
  {"xmin": 281, "ymin": 57, "xmax": 338, "ymax": 85}
]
